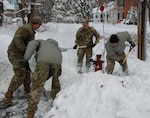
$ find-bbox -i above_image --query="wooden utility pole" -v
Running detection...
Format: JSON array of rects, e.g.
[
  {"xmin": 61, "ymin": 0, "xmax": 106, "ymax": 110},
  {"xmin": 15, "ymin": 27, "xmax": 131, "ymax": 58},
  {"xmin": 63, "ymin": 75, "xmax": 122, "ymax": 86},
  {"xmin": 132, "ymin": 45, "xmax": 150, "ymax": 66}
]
[
  {"xmin": 138, "ymin": 0, "xmax": 147, "ymax": 60},
  {"xmin": 0, "ymin": 2, "xmax": 3, "ymax": 26}
]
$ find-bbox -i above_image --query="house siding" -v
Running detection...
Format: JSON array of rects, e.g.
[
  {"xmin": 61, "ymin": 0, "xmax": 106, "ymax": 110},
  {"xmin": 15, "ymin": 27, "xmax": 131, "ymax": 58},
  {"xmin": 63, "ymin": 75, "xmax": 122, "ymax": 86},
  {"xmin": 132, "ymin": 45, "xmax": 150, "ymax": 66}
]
[{"xmin": 117, "ymin": 0, "xmax": 139, "ymax": 22}]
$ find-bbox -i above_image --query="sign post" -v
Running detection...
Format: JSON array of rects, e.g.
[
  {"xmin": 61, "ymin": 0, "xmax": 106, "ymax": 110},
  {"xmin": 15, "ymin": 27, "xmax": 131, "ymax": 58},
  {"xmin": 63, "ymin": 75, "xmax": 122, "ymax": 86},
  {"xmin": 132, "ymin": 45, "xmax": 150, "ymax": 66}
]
[
  {"xmin": 99, "ymin": 5, "xmax": 105, "ymax": 73},
  {"xmin": 138, "ymin": 0, "xmax": 147, "ymax": 60},
  {"xmin": 100, "ymin": 5, "xmax": 104, "ymax": 36}
]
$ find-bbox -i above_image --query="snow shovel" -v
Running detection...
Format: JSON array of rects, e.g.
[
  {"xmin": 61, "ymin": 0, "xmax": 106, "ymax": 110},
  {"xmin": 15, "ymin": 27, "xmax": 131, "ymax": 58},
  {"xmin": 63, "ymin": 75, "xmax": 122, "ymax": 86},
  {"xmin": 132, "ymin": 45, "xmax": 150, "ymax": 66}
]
[
  {"xmin": 60, "ymin": 45, "xmax": 87, "ymax": 52},
  {"xmin": 122, "ymin": 46, "xmax": 134, "ymax": 64},
  {"xmin": 60, "ymin": 47, "xmax": 73, "ymax": 52}
]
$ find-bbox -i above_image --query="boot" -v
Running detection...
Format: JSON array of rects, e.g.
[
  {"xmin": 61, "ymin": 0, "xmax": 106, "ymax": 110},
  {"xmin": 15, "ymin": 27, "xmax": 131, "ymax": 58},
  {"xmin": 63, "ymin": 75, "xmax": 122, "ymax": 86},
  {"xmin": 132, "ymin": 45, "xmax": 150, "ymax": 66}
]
[
  {"xmin": 26, "ymin": 111, "xmax": 34, "ymax": 118},
  {"xmin": 4, "ymin": 90, "xmax": 13, "ymax": 104},
  {"xmin": 23, "ymin": 85, "xmax": 30, "ymax": 99},
  {"xmin": 24, "ymin": 85, "xmax": 30, "ymax": 93},
  {"xmin": 77, "ymin": 66, "xmax": 82, "ymax": 73},
  {"xmin": 24, "ymin": 71, "xmax": 31, "ymax": 93},
  {"xmin": 24, "ymin": 80, "xmax": 30, "ymax": 93}
]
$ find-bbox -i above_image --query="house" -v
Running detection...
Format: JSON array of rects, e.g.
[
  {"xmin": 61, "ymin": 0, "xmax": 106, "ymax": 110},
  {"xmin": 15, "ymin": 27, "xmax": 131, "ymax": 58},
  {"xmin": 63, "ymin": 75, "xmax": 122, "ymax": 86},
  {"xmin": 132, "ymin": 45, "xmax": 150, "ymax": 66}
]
[
  {"xmin": 93, "ymin": 1, "xmax": 118, "ymax": 24},
  {"xmin": 117, "ymin": 0, "xmax": 139, "ymax": 22},
  {"xmin": 93, "ymin": 0, "xmax": 139, "ymax": 23}
]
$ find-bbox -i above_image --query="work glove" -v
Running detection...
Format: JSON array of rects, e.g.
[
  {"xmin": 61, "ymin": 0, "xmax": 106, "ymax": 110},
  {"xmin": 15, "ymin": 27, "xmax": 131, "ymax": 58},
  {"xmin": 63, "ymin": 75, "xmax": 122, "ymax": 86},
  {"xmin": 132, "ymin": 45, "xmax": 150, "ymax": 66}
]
[
  {"xmin": 92, "ymin": 44, "xmax": 96, "ymax": 47},
  {"xmin": 57, "ymin": 68, "xmax": 62, "ymax": 76},
  {"xmin": 20, "ymin": 59, "xmax": 30, "ymax": 71},
  {"xmin": 90, "ymin": 59, "xmax": 96, "ymax": 65},
  {"xmin": 129, "ymin": 41, "xmax": 135, "ymax": 48},
  {"xmin": 118, "ymin": 59, "xmax": 123, "ymax": 66},
  {"xmin": 87, "ymin": 43, "xmax": 96, "ymax": 48},
  {"xmin": 73, "ymin": 45, "xmax": 77, "ymax": 49}
]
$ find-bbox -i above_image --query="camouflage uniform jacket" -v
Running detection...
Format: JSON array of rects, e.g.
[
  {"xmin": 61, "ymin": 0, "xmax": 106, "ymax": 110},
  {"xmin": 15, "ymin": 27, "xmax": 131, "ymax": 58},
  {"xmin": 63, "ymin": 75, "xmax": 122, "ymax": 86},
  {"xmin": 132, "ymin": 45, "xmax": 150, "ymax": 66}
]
[
  {"xmin": 105, "ymin": 31, "xmax": 133, "ymax": 61},
  {"xmin": 75, "ymin": 26, "xmax": 100, "ymax": 46},
  {"xmin": 24, "ymin": 39, "xmax": 62, "ymax": 64},
  {"xmin": 7, "ymin": 23, "xmax": 35, "ymax": 58}
]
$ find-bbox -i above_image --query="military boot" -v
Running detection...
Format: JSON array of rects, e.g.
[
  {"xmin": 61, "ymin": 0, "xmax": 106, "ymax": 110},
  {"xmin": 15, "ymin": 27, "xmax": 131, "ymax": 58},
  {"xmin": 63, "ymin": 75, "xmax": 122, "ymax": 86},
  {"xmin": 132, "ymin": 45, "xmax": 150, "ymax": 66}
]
[
  {"xmin": 77, "ymin": 66, "xmax": 82, "ymax": 73},
  {"xmin": 23, "ymin": 84, "xmax": 30, "ymax": 99},
  {"xmin": 24, "ymin": 71, "xmax": 31, "ymax": 93},
  {"xmin": 26, "ymin": 111, "xmax": 34, "ymax": 118},
  {"xmin": 24, "ymin": 85, "xmax": 30, "ymax": 93},
  {"xmin": 4, "ymin": 90, "xmax": 13, "ymax": 104},
  {"xmin": 24, "ymin": 77, "xmax": 31, "ymax": 93},
  {"xmin": 86, "ymin": 67, "xmax": 90, "ymax": 73}
]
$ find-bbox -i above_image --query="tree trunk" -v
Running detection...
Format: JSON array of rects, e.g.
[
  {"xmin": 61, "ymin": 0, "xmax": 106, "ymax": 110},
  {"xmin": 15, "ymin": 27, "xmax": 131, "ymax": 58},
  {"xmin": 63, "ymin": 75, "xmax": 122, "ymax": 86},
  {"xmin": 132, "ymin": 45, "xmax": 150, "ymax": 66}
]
[
  {"xmin": 17, "ymin": 1, "xmax": 26, "ymax": 24},
  {"xmin": 27, "ymin": 0, "xmax": 36, "ymax": 23}
]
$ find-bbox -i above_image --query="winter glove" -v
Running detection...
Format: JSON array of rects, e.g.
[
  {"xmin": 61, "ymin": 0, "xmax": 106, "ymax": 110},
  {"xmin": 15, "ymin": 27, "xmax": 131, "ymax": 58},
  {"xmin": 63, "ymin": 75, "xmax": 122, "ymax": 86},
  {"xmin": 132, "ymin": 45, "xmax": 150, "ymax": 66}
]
[
  {"xmin": 129, "ymin": 41, "xmax": 135, "ymax": 48},
  {"xmin": 73, "ymin": 45, "xmax": 77, "ymax": 49},
  {"xmin": 20, "ymin": 59, "xmax": 30, "ymax": 71},
  {"xmin": 57, "ymin": 68, "xmax": 62, "ymax": 76},
  {"xmin": 118, "ymin": 59, "xmax": 123, "ymax": 66},
  {"xmin": 92, "ymin": 44, "xmax": 96, "ymax": 47},
  {"xmin": 87, "ymin": 43, "xmax": 96, "ymax": 48},
  {"xmin": 90, "ymin": 59, "xmax": 96, "ymax": 65}
]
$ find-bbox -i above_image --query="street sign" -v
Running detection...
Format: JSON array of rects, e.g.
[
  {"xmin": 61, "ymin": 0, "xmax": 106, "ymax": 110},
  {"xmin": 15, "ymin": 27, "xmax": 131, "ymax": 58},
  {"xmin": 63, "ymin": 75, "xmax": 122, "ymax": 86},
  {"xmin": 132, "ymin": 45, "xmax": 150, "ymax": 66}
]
[{"xmin": 100, "ymin": 5, "xmax": 104, "ymax": 12}]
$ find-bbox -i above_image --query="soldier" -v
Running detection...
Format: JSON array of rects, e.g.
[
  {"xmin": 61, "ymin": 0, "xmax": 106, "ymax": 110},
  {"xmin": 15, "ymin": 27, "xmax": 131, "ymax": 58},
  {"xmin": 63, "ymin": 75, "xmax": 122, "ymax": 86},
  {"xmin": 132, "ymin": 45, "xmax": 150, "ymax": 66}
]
[
  {"xmin": 73, "ymin": 19, "xmax": 100, "ymax": 73},
  {"xmin": 21, "ymin": 38, "xmax": 62, "ymax": 118},
  {"xmin": 105, "ymin": 31, "xmax": 135, "ymax": 75},
  {"xmin": 3, "ymin": 17, "xmax": 42, "ymax": 105}
]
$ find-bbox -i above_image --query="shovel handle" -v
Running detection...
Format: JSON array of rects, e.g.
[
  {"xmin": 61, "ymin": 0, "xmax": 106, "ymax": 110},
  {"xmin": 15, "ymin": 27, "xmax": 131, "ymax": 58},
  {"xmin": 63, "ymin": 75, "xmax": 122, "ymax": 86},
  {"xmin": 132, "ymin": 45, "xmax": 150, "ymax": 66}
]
[
  {"xmin": 122, "ymin": 46, "xmax": 134, "ymax": 64},
  {"xmin": 78, "ymin": 45, "xmax": 87, "ymax": 48},
  {"xmin": 122, "ymin": 51, "xmax": 130, "ymax": 64}
]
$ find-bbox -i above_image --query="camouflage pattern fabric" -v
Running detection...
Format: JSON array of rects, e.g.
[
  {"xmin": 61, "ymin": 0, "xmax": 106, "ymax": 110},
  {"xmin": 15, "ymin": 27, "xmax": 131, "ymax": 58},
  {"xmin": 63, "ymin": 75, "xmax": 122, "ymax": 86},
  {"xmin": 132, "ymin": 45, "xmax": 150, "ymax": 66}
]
[
  {"xmin": 6, "ymin": 23, "xmax": 35, "ymax": 93},
  {"xmin": 27, "ymin": 62, "xmax": 61, "ymax": 112},
  {"xmin": 75, "ymin": 27, "xmax": 100, "ymax": 46},
  {"xmin": 7, "ymin": 51, "xmax": 31, "ymax": 93},
  {"xmin": 7, "ymin": 23, "xmax": 35, "ymax": 55},
  {"xmin": 75, "ymin": 26, "xmax": 100, "ymax": 69},
  {"xmin": 77, "ymin": 48, "xmax": 92, "ymax": 68},
  {"xmin": 106, "ymin": 52, "xmax": 128, "ymax": 74}
]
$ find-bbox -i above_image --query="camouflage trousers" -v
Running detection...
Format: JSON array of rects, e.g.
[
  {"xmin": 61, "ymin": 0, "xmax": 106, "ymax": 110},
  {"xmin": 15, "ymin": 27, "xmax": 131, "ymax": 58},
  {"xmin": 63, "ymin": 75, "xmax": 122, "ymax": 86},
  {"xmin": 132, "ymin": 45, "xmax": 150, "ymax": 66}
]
[
  {"xmin": 106, "ymin": 52, "xmax": 128, "ymax": 74},
  {"xmin": 27, "ymin": 62, "xmax": 61, "ymax": 112},
  {"xmin": 7, "ymin": 52, "xmax": 31, "ymax": 93},
  {"xmin": 77, "ymin": 48, "xmax": 92, "ymax": 68}
]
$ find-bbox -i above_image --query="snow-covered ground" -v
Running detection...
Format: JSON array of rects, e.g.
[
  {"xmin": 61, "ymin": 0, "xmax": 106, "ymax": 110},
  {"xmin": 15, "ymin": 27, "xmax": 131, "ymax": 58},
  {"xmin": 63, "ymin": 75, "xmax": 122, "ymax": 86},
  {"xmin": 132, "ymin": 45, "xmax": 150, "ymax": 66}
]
[{"xmin": 0, "ymin": 22, "xmax": 150, "ymax": 118}]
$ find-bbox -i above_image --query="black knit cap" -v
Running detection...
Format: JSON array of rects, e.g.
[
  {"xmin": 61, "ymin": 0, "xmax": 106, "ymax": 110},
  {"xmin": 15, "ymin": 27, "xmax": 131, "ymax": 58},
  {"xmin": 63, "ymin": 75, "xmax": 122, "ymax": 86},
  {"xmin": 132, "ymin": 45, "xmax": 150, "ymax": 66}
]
[{"xmin": 110, "ymin": 34, "xmax": 119, "ymax": 43}]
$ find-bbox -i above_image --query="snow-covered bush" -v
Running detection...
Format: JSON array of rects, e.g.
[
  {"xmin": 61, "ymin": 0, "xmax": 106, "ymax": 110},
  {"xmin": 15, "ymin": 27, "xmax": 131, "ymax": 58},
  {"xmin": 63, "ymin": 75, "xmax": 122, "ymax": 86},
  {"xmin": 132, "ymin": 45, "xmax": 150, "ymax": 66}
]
[{"xmin": 124, "ymin": 6, "xmax": 137, "ymax": 25}]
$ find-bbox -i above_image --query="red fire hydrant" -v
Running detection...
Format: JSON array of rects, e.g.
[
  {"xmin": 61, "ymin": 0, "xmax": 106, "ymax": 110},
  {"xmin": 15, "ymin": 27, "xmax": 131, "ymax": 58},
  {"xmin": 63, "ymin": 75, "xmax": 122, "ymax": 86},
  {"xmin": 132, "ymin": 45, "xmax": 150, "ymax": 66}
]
[{"xmin": 94, "ymin": 55, "xmax": 104, "ymax": 72}]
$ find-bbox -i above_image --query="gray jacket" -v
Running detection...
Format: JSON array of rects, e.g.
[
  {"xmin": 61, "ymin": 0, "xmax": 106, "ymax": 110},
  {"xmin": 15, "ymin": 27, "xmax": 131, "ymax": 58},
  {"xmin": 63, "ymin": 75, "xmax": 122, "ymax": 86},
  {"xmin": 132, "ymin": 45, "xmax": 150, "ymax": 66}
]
[
  {"xmin": 24, "ymin": 38, "xmax": 62, "ymax": 64},
  {"xmin": 105, "ymin": 31, "xmax": 133, "ymax": 61}
]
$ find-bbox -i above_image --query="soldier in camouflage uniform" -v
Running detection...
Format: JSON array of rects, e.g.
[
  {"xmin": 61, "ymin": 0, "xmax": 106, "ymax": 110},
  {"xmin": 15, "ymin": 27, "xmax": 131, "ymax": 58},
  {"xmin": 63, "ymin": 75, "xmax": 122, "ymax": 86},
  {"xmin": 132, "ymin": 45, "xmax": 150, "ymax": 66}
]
[
  {"xmin": 3, "ymin": 17, "xmax": 42, "ymax": 105},
  {"xmin": 105, "ymin": 31, "xmax": 135, "ymax": 74},
  {"xmin": 73, "ymin": 19, "xmax": 100, "ymax": 72},
  {"xmin": 22, "ymin": 38, "xmax": 62, "ymax": 118}
]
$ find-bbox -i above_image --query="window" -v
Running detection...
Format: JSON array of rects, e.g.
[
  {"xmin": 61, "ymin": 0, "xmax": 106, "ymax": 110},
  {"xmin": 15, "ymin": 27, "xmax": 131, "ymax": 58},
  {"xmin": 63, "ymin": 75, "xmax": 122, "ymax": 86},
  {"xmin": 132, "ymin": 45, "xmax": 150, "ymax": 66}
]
[
  {"xmin": 118, "ymin": 0, "xmax": 124, "ymax": 7},
  {"xmin": 118, "ymin": 12, "xmax": 124, "ymax": 20},
  {"xmin": 95, "ymin": 15, "xmax": 98, "ymax": 18}
]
